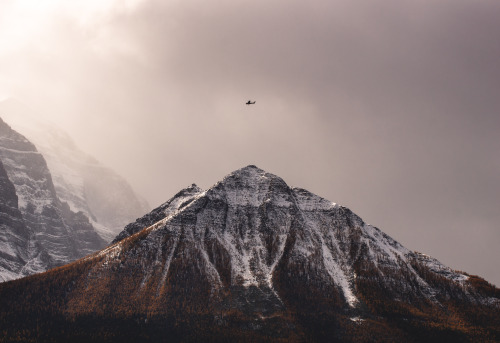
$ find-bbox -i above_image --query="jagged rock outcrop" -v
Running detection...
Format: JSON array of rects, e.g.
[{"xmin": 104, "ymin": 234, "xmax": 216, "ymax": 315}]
[
  {"xmin": 0, "ymin": 117, "xmax": 106, "ymax": 281},
  {"xmin": 0, "ymin": 166, "xmax": 498, "ymax": 342}
]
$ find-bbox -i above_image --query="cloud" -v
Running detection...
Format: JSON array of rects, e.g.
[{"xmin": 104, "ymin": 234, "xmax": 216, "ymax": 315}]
[{"xmin": 1, "ymin": 0, "xmax": 499, "ymax": 285}]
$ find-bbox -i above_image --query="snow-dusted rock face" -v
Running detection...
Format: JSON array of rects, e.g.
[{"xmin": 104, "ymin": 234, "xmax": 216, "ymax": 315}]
[
  {"xmin": 103, "ymin": 166, "xmax": 494, "ymax": 311},
  {"xmin": 0, "ymin": 118, "xmax": 106, "ymax": 281},
  {"xmin": 0, "ymin": 99, "xmax": 150, "ymax": 242},
  {"xmin": 112, "ymin": 183, "xmax": 203, "ymax": 244},
  {"xmin": 1, "ymin": 165, "xmax": 498, "ymax": 341}
]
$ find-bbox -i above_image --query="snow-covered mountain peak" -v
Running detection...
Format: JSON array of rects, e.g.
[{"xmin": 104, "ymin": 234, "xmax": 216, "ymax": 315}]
[
  {"xmin": 220, "ymin": 165, "xmax": 283, "ymax": 187},
  {"xmin": 105, "ymin": 165, "xmax": 489, "ymax": 313},
  {"xmin": 208, "ymin": 165, "xmax": 293, "ymax": 208},
  {"xmin": 214, "ymin": 165, "xmax": 337, "ymax": 212}
]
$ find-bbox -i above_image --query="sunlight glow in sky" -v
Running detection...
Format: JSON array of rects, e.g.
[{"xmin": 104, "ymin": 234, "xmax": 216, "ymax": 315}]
[{"xmin": 0, "ymin": 0, "xmax": 144, "ymax": 49}]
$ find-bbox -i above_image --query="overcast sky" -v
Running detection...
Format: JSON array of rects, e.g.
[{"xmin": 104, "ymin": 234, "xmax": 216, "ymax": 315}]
[{"xmin": 0, "ymin": 0, "xmax": 499, "ymax": 286}]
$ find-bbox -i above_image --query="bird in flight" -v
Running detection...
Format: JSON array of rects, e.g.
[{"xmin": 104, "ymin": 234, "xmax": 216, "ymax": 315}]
[{"xmin": 246, "ymin": 100, "xmax": 256, "ymax": 105}]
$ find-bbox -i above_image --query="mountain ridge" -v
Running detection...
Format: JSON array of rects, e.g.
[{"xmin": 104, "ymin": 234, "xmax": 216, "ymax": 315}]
[{"xmin": 0, "ymin": 165, "xmax": 498, "ymax": 342}]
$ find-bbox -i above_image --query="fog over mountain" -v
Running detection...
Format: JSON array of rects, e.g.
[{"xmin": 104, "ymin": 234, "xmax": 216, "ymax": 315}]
[
  {"xmin": 0, "ymin": 117, "xmax": 106, "ymax": 281},
  {"xmin": 0, "ymin": 99, "xmax": 150, "ymax": 242},
  {"xmin": 0, "ymin": 0, "xmax": 499, "ymax": 286}
]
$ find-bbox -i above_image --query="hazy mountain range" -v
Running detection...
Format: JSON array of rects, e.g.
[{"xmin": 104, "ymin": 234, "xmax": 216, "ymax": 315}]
[
  {"xmin": 0, "ymin": 99, "xmax": 149, "ymax": 241},
  {"xmin": 0, "ymin": 165, "xmax": 497, "ymax": 342}
]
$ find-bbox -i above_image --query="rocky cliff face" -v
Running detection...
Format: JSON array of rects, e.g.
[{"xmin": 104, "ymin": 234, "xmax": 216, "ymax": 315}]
[
  {"xmin": 0, "ymin": 159, "xmax": 30, "ymax": 282},
  {"xmin": 0, "ymin": 99, "xmax": 150, "ymax": 242},
  {"xmin": 0, "ymin": 165, "xmax": 498, "ymax": 342},
  {"xmin": 0, "ymin": 117, "xmax": 106, "ymax": 281}
]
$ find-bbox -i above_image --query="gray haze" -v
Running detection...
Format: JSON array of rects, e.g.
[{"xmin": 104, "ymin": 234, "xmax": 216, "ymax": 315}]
[{"xmin": 0, "ymin": 0, "xmax": 499, "ymax": 285}]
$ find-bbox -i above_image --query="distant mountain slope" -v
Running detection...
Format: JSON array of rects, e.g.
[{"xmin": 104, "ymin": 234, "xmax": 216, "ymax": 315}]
[
  {"xmin": 0, "ymin": 166, "xmax": 497, "ymax": 342},
  {"xmin": 0, "ymin": 117, "xmax": 106, "ymax": 281},
  {"xmin": 0, "ymin": 99, "xmax": 149, "ymax": 241}
]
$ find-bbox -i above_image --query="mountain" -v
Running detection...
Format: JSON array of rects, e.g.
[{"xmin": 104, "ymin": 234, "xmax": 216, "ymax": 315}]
[
  {"xmin": 0, "ymin": 166, "xmax": 498, "ymax": 342},
  {"xmin": 0, "ymin": 99, "xmax": 150, "ymax": 241},
  {"xmin": 0, "ymin": 117, "xmax": 106, "ymax": 281}
]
